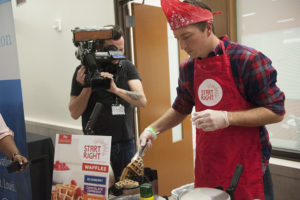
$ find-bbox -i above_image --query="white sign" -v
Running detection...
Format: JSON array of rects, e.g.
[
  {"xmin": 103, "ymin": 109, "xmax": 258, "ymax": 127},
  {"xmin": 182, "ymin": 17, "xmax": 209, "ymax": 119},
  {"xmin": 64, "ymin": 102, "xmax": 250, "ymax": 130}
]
[{"xmin": 51, "ymin": 134, "xmax": 111, "ymax": 200}]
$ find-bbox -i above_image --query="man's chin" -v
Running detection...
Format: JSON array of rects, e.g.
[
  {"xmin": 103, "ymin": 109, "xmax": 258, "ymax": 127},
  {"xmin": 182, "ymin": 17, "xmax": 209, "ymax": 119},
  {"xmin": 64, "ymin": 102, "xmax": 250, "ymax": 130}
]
[
  {"xmin": 189, "ymin": 54, "xmax": 197, "ymax": 59},
  {"xmin": 185, "ymin": 51, "xmax": 196, "ymax": 58}
]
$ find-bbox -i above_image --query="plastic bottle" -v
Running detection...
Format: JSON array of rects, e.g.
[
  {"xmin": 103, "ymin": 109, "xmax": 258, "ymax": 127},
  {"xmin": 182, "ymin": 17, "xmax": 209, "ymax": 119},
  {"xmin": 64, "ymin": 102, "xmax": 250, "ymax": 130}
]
[{"xmin": 140, "ymin": 183, "xmax": 154, "ymax": 200}]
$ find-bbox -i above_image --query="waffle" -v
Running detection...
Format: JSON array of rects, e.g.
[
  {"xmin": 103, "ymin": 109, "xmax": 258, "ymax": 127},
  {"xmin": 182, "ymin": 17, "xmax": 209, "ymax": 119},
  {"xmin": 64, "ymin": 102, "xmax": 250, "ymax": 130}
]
[
  {"xmin": 115, "ymin": 157, "xmax": 144, "ymax": 189},
  {"xmin": 115, "ymin": 178, "xmax": 139, "ymax": 189},
  {"xmin": 51, "ymin": 184, "xmax": 83, "ymax": 200},
  {"xmin": 127, "ymin": 157, "xmax": 144, "ymax": 176},
  {"xmin": 120, "ymin": 157, "xmax": 144, "ymax": 181}
]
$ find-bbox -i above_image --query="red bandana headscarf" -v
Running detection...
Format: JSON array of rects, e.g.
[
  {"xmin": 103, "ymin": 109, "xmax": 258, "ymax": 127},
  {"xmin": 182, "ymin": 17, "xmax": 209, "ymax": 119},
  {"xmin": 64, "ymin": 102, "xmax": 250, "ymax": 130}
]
[{"xmin": 161, "ymin": 0, "xmax": 220, "ymax": 30}]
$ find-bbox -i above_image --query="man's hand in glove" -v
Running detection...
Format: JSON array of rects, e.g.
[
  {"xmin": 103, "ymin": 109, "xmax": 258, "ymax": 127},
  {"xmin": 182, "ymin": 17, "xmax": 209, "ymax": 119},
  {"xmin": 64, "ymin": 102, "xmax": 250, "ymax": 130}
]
[
  {"xmin": 139, "ymin": 127, "xmax": 158, "ymax": 149},
  {"xmin": 191, "ymin": 109, "xmax": 230, "ymax": 131}
]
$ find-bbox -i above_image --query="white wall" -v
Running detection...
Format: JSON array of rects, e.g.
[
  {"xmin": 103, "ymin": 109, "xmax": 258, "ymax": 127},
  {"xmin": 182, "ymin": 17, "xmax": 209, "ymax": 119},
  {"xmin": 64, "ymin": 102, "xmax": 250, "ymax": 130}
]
[
  {"xmin": 11, "ymin": 0, "xmax": 115, "ymax": 131},
  {"xmin": 132, "ymin": 0, "xmax": 161, "ymax": 7}
]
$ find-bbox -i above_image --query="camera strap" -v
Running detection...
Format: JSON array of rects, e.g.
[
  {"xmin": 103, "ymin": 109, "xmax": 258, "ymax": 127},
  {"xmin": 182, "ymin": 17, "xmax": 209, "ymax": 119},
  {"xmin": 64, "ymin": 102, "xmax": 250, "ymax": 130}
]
[{"xmin": 113, "ymin": 70, "xmax": 120, "ymax": 105}]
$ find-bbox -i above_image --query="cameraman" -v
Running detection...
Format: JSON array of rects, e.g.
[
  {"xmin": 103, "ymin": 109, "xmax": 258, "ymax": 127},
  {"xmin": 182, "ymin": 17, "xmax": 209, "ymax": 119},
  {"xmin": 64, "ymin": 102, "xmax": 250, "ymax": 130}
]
[{"xmin": 69, "ymin": 25, "xmax": 147, "ymax": 179}]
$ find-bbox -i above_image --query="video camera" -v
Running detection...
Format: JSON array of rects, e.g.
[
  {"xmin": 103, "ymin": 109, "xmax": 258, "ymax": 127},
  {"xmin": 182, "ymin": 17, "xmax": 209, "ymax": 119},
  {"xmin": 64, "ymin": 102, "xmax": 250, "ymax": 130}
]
[{"xmin": 72, "ymin": 26, "xmax": 126, "ymax": 89}]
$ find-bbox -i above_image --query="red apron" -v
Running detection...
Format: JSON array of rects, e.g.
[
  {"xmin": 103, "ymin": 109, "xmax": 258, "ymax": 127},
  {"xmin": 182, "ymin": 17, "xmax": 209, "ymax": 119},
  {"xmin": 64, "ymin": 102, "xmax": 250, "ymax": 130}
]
[{"xmin": 193, "ymin": 41, "xmax": 264, "ymax": 200}]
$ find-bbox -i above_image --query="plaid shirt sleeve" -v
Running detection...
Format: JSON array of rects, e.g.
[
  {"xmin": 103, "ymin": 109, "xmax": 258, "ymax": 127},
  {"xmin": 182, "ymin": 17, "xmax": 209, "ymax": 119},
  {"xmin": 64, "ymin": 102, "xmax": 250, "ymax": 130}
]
[
  {"xmin": 235, "ymin": 48, "xmax": 285, "ymax": 115},
  {"xmin": 172, "ymin": 58, "xmax": 195, "ymax": 115}
]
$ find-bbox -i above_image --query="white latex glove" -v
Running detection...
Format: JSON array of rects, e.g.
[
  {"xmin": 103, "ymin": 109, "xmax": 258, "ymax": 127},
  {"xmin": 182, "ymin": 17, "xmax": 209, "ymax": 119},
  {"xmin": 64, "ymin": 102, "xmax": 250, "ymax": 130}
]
[
  {"xmin": 191, "ymin": 109, "xmax": 230, "ymax": 132},
  {"xmin": 139, "ymin": 127, "xmax": 158, "ymax": 149}
]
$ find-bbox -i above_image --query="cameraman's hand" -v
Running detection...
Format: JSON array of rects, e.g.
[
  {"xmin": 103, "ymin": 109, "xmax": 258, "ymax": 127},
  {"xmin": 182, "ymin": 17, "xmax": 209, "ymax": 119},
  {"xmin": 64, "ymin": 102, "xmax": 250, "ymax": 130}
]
[
  {"xmin": 100, "ymin": 72, "xmax": 117, "ymax": 93},
  {"xmin": 76, "ymin": 65, "xmax": 86, "ymax": 86}
]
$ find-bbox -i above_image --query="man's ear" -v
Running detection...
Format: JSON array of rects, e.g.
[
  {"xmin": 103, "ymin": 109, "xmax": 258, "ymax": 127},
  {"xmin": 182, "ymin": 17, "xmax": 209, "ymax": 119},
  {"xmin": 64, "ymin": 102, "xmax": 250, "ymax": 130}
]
[{"xmin": 206, "ymin": 22, "xmax": 213, "ymax": 36}]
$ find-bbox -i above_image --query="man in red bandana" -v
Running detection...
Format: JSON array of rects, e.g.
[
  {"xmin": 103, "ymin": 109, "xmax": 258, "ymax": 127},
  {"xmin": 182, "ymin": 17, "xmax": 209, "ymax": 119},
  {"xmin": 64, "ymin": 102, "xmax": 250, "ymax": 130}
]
[{"xmin": 139, "ymin": 0, "xmax": 285, "ymax": 200}]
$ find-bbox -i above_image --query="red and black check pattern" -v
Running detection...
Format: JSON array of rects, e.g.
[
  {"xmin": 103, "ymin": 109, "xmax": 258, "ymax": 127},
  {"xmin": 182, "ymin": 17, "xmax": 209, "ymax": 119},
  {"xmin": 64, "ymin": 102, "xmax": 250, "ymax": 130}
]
[{"xmin": 172, "ymin": 35, "xmax": 285, "ymax": 173}]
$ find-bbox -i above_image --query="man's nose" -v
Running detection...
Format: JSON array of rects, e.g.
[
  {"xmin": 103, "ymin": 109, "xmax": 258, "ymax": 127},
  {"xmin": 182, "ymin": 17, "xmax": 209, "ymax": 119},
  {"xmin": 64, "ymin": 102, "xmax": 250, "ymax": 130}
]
[{"xmin": 179, "ymin": 40, "xmax": 187, "ymax": 51}]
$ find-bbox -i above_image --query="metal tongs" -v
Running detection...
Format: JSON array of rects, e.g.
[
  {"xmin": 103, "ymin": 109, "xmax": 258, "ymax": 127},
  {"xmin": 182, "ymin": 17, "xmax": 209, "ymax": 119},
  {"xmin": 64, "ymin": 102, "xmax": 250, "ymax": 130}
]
[{"xmin": 131, "ymin": 145, "xmax": 147, "ymax": 162}]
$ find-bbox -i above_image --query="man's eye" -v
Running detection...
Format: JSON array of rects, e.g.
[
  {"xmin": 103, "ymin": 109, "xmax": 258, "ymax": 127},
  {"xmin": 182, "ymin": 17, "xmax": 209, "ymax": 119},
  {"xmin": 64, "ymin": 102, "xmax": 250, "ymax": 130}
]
[{"xmin": 182, "ymin": 35, "xmax": 191, "ymax": 40}]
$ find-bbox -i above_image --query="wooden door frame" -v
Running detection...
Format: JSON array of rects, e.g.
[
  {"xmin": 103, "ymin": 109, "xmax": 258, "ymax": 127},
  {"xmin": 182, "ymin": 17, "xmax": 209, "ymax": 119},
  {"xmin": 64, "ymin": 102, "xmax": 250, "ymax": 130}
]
[{"xmin": 114, "ymin": 0, "xmax": 134, "ymax": 61}]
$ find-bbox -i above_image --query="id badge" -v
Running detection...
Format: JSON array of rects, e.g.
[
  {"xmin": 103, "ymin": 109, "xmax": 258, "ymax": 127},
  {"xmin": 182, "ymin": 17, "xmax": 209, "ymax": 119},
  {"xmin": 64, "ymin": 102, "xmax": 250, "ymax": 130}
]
[{"xmin": 112, "ymin": 104, "xmax": 125, "ymax": 115}]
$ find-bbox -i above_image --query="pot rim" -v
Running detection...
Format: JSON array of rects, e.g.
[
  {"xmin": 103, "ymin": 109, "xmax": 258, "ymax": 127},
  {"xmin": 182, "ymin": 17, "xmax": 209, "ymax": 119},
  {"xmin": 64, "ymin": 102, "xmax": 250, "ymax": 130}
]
[{"xmin": 177, "ymin": 187, "xmax": 230, "ymax": 200}]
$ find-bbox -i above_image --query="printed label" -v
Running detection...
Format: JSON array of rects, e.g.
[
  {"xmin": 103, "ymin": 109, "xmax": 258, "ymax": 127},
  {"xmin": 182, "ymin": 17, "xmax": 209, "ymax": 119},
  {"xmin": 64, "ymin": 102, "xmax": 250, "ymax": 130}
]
[
  {"xmin": 197, "ymin": 79, "xmax": 223, "ymax": 106},
  {"xmin": 83, "ymin": 194, "xmax": 105, "ymax": 200},
  {"xmin": 84, "ymin": 185, "xmax": 106, "ymax": 196},
  {"xmin": 82, "ymin": 163, "xmax": 109, "ymax": 173},
  {"xmin": 84, "ymin": 175, "xmax": 106, "ymax": 185},
  {"xmin": 58, "ymin": 134, "xmax": 72, "ymax": 144}
]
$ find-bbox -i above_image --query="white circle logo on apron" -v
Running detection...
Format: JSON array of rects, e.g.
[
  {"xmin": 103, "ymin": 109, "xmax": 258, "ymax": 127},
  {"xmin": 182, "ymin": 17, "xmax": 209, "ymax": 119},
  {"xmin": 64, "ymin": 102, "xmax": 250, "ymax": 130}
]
[{"xmin": 198, "ymin": 79, "xmax": 223, "ymax": 106}]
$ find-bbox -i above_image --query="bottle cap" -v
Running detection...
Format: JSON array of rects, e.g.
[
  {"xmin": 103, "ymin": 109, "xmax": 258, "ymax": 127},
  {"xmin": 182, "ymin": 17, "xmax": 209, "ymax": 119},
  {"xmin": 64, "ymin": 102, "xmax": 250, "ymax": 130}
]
[{"xmin": 140, "ymin": 183, "xmax": 153, "ymax": 198}]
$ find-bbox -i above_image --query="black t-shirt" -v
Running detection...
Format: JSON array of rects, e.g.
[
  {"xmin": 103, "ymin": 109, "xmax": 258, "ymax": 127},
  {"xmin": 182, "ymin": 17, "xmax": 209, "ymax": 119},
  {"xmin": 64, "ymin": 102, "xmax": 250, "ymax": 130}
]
[{"xmin": 70, "ymin": 60, "xmax": 141, "ymax": 143}]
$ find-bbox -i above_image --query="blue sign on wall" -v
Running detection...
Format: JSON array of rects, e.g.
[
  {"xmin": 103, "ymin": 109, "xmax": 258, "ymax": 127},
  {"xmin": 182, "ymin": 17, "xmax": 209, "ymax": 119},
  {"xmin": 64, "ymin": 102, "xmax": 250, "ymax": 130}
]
[{"xmin": 0, "ymin": 0, "xmax": 32, "ymax": 199}]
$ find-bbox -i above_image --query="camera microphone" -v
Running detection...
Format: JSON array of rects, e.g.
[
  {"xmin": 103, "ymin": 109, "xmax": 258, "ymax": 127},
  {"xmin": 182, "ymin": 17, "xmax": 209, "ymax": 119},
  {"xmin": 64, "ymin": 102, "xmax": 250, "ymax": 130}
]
[{"xmin": 85, "ymin": 102, "xmax": 103, "ymax": 135}]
